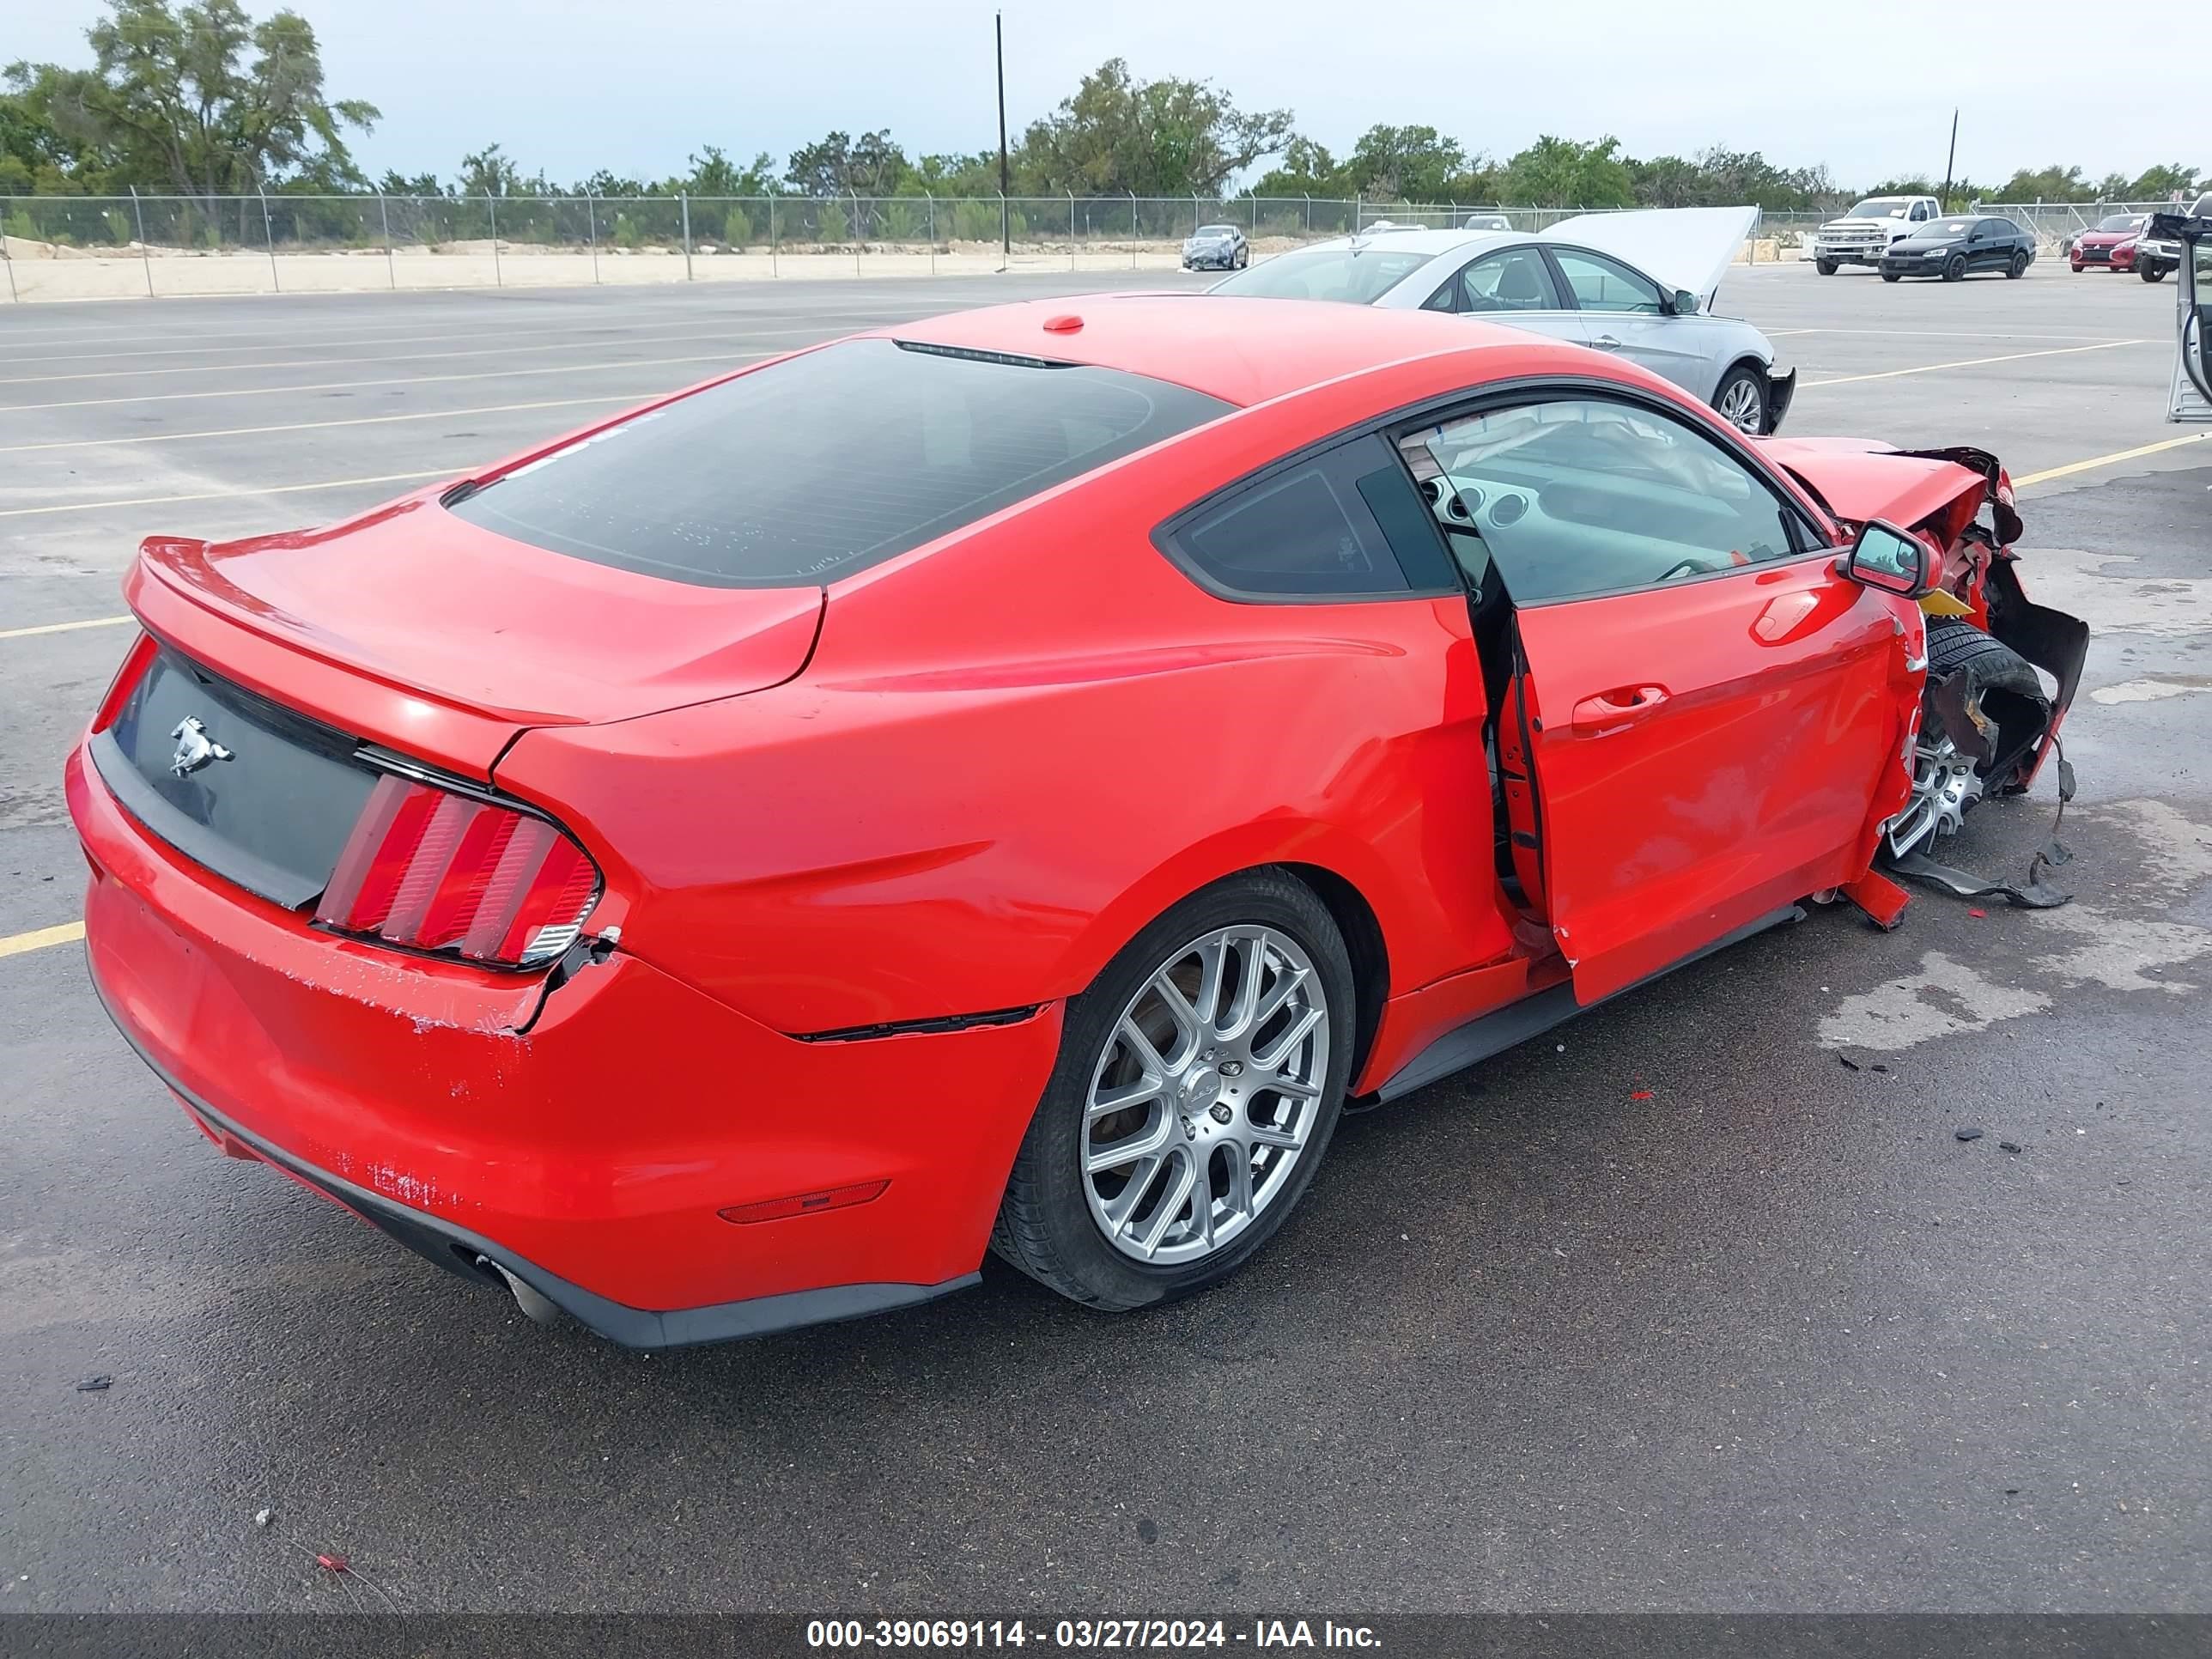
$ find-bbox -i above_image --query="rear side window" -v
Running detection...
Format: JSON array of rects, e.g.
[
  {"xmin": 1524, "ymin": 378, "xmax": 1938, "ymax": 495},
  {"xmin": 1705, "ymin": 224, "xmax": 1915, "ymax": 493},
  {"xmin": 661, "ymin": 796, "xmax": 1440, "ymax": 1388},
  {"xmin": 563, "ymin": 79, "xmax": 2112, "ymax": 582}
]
[
  {"xmin": 1164, "ymin": 436, "xmax": 1453, "ymax": 599},
  {"xmin": 447, "ymin": 339, "xmax": 1231, "ymax": 587}
]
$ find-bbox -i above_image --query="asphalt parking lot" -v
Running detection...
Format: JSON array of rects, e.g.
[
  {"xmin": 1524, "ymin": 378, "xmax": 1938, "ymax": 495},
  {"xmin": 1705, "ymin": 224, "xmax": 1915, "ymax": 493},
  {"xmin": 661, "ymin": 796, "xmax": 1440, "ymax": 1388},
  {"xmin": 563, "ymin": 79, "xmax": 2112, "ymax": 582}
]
[{"xmin": 3, "ymin": 261, "xmax": 2209, "ymax": 1614}]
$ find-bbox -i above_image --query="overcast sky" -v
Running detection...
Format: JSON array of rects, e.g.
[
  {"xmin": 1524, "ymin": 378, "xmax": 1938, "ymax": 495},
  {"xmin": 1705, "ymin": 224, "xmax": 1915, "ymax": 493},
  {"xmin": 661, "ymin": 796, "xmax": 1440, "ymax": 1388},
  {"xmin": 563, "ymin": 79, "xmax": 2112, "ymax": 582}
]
[{"xmin": 13, "ymin": 0, "xmax": 2209, "ymax": 190}]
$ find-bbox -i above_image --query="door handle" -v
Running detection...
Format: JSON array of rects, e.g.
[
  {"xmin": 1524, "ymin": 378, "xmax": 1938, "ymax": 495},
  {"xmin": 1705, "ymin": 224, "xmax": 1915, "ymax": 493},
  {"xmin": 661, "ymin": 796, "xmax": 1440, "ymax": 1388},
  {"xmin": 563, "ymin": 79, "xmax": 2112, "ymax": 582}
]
[
  {"xmin": 1590, "ymin": 333, "xmax": 1625, "ymax": 350},
  {"xmin": 1570, "ymin": 684, "xmax": 1670, "ymax": 730}
]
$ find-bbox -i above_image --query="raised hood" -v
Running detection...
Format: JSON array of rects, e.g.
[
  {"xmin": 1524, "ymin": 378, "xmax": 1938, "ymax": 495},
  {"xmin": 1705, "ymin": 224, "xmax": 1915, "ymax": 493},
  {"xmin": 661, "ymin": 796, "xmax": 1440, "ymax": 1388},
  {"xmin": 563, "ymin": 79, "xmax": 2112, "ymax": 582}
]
[
  {"xmin": 125, "ymin": 493, "xmax": 823, "ymax": 777},
  {"xmin": 1542, "ymin": 205, "xmax": 1759, "ymax": 308}
]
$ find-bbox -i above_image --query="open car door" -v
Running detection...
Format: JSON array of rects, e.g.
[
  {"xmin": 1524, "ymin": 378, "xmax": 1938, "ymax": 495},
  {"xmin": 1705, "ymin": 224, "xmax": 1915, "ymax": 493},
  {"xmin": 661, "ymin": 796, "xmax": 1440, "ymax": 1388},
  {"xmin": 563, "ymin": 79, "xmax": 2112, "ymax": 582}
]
[{"xmin": 1415, "ymin": 392, "xmax": 1912, "ymax": 1004}]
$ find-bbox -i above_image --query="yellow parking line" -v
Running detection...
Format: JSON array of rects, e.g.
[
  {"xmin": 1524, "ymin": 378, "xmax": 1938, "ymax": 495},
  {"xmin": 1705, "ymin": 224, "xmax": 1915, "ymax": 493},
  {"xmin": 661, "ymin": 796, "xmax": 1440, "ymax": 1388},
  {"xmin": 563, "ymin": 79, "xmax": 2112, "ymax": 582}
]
[
  {"xmin": 0, "ymin": 615, "xmax": 133, "ymax": 640},
  {"xmin": 2014, "ymin": 431, "xmax": 2212, "ymax": 488},
  {"xmin": 0, "ymin": 921, "xmax": 83, "ymax": 960},
  {"xmin": 0, "ymin": 468, "xmax": 452, "ymax": 520},
  {"xmin": 1804, "ymin": 339, "xmax": 2148, "ymax": 387}
]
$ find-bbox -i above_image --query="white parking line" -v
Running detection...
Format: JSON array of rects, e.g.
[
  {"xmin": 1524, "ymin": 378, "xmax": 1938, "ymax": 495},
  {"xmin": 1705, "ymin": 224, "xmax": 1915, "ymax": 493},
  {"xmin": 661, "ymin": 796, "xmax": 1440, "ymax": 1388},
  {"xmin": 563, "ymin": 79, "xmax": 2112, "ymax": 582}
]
[
  {"xmin": 0, "ymin": 351, "xmax": 757, "ymax": 413},
  {"xmin": 0, "ymin": 315, "xmax": 932, "ymax": 382},
  {"xmin": 0, "ymin": 386, "xmax": 735, "ymax": 454},
  {"xmin": 1803, "ymin": 339, "xmax": 2148, "ymax": 387},
  {"xmin": 0, "ymin": 468, "xmax": 453, "ymax": 519}
]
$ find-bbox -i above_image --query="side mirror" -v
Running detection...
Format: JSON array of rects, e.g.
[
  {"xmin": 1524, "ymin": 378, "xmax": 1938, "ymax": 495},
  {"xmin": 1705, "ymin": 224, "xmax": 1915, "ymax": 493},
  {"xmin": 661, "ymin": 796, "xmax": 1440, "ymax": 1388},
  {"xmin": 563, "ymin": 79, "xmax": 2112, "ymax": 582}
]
[
  {"xmin": 1670, "ymin": 289, "xmax": 1700, "ymax": 315},
  {"xmin": 1841, "ymin": 520, "xmax": 1934, "ymax": 599}
]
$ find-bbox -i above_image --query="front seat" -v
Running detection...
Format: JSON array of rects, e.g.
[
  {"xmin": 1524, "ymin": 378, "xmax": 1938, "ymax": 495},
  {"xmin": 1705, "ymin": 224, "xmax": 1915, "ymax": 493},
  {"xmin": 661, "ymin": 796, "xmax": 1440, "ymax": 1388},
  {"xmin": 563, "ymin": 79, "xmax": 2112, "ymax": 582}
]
[{"xmin": 1484, "ymin": 258, "xmax": 1544, "ymax": 313}]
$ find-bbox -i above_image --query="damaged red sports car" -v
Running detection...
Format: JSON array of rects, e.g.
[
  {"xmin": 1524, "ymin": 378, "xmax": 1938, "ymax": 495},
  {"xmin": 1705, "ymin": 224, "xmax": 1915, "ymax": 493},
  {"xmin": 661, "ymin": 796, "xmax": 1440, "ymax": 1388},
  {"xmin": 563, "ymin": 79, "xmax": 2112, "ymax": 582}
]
[{"xmin": 67, "ymin": 297, "xmax": 2087, "ymax": 1347}]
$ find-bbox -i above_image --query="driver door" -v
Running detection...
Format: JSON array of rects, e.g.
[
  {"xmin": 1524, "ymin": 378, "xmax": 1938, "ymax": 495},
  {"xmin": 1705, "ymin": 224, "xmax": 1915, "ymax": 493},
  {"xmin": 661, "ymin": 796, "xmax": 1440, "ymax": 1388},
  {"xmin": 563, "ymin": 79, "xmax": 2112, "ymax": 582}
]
[{"xmin": 1418, "ymin": 394, "xmax": 1910, "ymax": 1003}]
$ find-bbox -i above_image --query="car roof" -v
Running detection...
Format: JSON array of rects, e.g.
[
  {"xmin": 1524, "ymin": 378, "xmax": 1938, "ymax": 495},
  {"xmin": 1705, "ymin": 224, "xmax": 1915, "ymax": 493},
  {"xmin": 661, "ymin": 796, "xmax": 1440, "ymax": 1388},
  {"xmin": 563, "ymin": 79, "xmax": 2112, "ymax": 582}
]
[
  {"xmin": 879, "ymin": 293, "xmax": 1580, "ymax": 408},
  {"xmin": 1304, "ymin": 227, "xmax": 1516, "ymax": 258}
]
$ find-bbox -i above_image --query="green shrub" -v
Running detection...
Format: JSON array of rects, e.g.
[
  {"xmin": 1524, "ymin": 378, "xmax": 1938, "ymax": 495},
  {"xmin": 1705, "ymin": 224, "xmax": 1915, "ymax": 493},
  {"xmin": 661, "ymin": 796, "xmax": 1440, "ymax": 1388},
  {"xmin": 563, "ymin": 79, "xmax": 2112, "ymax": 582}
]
[
  {"xmin": 722, "ymin": 206, "xmax": 751, "ymax": 247},
  {"xmin": 877, "ymin": 199, "xmax": 920, "ymax": 243},
  {"xmin": 611, "ymin": 213, "xmax": 642, "ymax": 249},
  {"xmin": 816, "ymin": 199, "xmax": 848, "ymax": 243}
]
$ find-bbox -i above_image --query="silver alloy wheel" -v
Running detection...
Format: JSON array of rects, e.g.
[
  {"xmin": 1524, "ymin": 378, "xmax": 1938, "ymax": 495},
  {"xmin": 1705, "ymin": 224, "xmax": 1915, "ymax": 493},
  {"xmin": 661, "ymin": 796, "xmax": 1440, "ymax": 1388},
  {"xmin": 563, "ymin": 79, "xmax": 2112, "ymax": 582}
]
[
  {"xmin": 1885, "ymin": 732, "xmax": 1983, "ymax": 858},
  {"xmin": 1717, "ymin": 375, "xmax": 1764, "ymax": 434},
  {"xmin": 1081, "ymin": 925, "xmax": 1329, "ymax": 1266}
]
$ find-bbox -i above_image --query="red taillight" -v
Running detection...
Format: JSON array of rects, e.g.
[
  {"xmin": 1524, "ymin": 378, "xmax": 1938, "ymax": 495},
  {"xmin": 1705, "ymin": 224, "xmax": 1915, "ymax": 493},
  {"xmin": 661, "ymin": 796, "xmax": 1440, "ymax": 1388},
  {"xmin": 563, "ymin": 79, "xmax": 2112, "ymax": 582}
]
[
  {"xmin": 316, "ymin": 773, "xmax": 600, "ymax": 969},
  {"xmin": 91, "ymin": 632, "xmax": 158, "ymax": 734}
]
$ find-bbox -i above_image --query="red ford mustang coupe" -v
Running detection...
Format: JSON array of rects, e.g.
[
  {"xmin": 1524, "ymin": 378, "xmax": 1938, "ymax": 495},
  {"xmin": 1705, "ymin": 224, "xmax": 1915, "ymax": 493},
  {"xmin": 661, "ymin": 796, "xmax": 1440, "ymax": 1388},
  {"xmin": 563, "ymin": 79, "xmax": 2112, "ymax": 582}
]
[{"xmin": 69, "ymin": 297, "xmax": 2086, "ymax": 1346}]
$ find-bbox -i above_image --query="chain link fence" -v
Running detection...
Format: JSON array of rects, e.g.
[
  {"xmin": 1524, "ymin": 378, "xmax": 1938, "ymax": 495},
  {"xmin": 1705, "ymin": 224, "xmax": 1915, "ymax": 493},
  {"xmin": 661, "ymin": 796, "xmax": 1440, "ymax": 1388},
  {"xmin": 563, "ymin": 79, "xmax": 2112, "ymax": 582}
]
[{"xmin": 3, "ymin": 191, "xmax": 1814, "ymax": 302}]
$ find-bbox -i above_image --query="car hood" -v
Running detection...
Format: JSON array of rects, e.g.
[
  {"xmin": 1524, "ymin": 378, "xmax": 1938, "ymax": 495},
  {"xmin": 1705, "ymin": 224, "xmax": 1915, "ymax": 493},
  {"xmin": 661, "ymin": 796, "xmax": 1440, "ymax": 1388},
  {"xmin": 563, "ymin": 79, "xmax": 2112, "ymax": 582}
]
[
  {"xmin": 126, "ymin": 494, "xmax": 824, "ymax": 775},
  {"xmin": 2076, "ymin": 231, "xmax": 2136, "ymax": 245},
  {"xmin": 1755, "ymin": 437, "xmax": 2008, "ymax": 543},
  {"xmin": 1891, "ymin": 235, "xmax": 1965, "ymax": 250},
  {"xmin": 1541, "ymin": 206, "xmax": 1759, "ymax": 307}
]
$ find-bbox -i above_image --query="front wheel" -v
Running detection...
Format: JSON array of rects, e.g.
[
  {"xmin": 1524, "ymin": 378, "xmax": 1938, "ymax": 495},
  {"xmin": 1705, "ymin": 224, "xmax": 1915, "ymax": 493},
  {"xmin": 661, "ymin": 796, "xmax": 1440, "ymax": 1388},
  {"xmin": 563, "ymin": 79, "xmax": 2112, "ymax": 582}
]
[
  {"xmin": 2142, "ymin": 264, "xmax": 2167, "ymax": 283},
  {"xmin": 1712, "ymin": 365, "xmax": 1767, "ymax": 434},
  {"xmin": 1881, "ymin": 271, "xmax": 1903, "ymax": 283},
  {"xmin": 1943, "ymin": 252, "xmax": 1968, "ymax": 283},
  {"xmin": 2007, "ymin": 250, "xmax": 2029, "ymax": 278},
  {"xmin": 1815, "ymin": 258, "xmax": 1838, "ymax": 276},
  {"xmin": 993, "ymin": 872, "xmax": 1355, "ymax": 1310},
  {"xmin": 1234, "ymin": 246, "xmax": 1249, "ymax": 270}
]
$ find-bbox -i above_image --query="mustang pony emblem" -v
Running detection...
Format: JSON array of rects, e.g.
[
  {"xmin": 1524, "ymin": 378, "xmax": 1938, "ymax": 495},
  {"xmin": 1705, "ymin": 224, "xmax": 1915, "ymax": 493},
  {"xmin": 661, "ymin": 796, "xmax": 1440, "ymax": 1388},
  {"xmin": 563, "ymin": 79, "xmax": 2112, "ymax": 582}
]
[{"xmin": 169, "ymin": 716, "xmax": 234, "ymax": 777}]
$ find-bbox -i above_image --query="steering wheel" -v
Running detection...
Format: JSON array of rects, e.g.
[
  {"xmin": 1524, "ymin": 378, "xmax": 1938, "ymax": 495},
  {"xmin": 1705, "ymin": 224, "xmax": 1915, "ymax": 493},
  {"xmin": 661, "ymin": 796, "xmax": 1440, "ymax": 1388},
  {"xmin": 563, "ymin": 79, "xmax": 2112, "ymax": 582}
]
[{"xmin": 1656, "ymin": 556, "xmax": 1715, "ymax": 582}]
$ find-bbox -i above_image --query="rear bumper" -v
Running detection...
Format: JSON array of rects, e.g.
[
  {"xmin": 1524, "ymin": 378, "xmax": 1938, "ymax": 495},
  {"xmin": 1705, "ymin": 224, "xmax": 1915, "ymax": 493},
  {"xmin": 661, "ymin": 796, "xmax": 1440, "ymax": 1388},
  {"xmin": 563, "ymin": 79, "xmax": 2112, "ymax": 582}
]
[{"xmin": 68, "ymin": 740, "xmax": 1062, "ymax": 1346}]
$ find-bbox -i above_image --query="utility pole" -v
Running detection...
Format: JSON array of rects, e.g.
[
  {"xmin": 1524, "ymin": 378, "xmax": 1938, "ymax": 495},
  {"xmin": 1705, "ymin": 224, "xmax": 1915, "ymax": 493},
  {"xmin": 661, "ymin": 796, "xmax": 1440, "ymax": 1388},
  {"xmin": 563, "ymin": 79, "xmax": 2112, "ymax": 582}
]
[
  {"xmin": 1941, "ymin": 109, "xmax": 1959, "ymax": 210},
  {"xmin": 995, "ymin": 10, "xmax": 1012, "ymax": 261}
]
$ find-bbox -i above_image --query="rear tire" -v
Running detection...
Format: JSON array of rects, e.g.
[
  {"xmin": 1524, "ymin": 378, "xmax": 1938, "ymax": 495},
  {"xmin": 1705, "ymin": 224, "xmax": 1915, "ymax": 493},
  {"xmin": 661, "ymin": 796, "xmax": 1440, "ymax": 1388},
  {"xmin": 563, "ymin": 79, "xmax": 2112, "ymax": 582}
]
[
  {"xmin": 2006, "ymin": 250, "xmax": 2029, "ymax": 279},
  {"xmin": 1815, "ymin": 258, "xmax": 1838, "ymax": 276},
  {"xmin": 1943, "ymin": 252, "xmax": 1968, "ymax": 283},
  {"xmin": 992, "ymin": 871, "xmax": 1355, "ymax": 1311}
]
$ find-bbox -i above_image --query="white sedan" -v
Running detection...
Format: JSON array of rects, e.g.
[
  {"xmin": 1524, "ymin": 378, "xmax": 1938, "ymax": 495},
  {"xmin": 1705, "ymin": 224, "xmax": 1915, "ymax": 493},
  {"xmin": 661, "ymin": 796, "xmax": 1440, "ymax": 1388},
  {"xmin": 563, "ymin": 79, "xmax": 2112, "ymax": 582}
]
[{"xmin": 1211, "ymin": 208, "xmax": 1795, "ymax": 434}]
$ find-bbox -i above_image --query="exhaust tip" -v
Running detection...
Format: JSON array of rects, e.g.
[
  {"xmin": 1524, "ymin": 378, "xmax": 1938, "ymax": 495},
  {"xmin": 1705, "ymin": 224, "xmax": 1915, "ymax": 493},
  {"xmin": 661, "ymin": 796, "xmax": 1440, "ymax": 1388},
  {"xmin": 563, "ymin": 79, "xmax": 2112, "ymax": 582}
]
[{"xmin": 477, "ymin": 1255, "xmax": 562, "ymax": 1326}]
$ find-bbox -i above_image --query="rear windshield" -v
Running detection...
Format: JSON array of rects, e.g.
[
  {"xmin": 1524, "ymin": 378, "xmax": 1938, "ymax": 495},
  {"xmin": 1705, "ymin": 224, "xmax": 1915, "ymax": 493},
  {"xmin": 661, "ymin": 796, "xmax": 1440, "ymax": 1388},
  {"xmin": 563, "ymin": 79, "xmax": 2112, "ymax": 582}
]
[
  {"xmin": 448, "ymin": 338, "xmax": 1230, "ymax": 587},
  {"xmin": 1211, "ymin": 245, "xmax": 1436, "ymax": 304}
]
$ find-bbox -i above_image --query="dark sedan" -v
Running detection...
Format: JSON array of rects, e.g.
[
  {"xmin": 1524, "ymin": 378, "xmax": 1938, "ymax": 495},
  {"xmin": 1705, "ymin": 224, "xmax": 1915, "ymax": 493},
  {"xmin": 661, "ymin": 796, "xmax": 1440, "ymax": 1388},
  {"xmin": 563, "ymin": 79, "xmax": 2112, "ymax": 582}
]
[
  {"xmin": 1881, "ymin": 216, "xmax": 2037, "ymax": 282},
  {"xmin": 1181, "ymin": 225, "xmax": 1249, "ymax": 271}
]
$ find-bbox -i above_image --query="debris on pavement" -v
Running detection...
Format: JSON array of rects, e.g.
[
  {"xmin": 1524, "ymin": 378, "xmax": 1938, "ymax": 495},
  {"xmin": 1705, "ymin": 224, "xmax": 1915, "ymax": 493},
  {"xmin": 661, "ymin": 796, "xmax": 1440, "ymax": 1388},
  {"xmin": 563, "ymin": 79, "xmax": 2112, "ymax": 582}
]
[
  {"xmin": 1956, "ymin": 1128, "xmax": 1985, "ymax": 1142},
  {"xmin": 254, "ymin": 1508, "xmax": 273, "ymax": 1528},
  {"xmin": 73, "ymin": 1376, "xmax": 111, "ymax": 1392},
  {"xmin": 2000, "ymin": 1142, "xmax": 2023, "ymax": 1153},
  {"xmin": 295, "ymin": 1542, "xmax": 403, "ymax": 1612}
]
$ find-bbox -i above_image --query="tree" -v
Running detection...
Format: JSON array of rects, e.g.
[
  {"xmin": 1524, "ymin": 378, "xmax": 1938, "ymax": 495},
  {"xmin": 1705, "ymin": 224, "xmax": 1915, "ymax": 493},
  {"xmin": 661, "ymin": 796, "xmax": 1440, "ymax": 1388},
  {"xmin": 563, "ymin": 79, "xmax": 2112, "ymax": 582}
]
[
  {"xmin": 2128, "ymin": 162, "xmax": 2203, "ymax": 202},
  {"xmin": 676, "ymin": 144, "xmax": 776, "ymax": 197},
  {"xmin": 458, "ymin": 143, "xmax": 536, "ymax": 197},
  {"xmin": 1499, "ymin": 135, "xmax": 1634, "ymax": 209},
  {"xmin": 1342, "ymin": 125, "xmax": 1469, "ymax": 201},
  {"xmin": 1249, "ymin": 135, "xmax": 1345, "ymax": 198},
  {"xmin": 1014, "ymin": 58, "xmax": 1292, "ymax": 196},
  {"xmin": 783, "ymin": 129, "xmax": 908, "ymax": 197},
  {"xmin": 1993, "ymin": 164, "xmax": 2094, "ymax": 203},
  {"xmin": 7, "ymin": 0, "xmax": 376, "ymax": 198}
]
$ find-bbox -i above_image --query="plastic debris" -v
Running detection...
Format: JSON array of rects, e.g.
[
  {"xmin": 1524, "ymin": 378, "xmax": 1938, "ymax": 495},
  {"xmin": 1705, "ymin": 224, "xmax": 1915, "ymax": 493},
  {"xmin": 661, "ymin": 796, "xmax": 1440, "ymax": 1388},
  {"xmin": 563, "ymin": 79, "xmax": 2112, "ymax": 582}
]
[
  {"xmin": 1999, "ymin": 1142, "xmax": 2023, "ymax": 1154},
  {"xmin": 1968, "ymin": 908, "xmax": 1988, "ymax": 919},
  {"xmin": 1955, "ymin": 1127, "xmax": 1984, "ymax": 1142},
  {"xmin": 254, "ymin": 1509, "xmax": 273, "ymax": 1528},
  {"xmin": 74, "ymin": 1376, "xmax": 112, "ymax": 1392}
]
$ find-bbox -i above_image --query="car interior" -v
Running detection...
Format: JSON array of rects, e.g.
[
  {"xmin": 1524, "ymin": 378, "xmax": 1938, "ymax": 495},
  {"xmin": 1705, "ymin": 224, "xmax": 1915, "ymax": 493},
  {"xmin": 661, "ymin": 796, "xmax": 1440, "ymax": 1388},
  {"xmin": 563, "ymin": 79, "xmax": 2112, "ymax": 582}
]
[{"xmin": 1393, "ymin": 397, "xmax": 1810, "ymax": 913}]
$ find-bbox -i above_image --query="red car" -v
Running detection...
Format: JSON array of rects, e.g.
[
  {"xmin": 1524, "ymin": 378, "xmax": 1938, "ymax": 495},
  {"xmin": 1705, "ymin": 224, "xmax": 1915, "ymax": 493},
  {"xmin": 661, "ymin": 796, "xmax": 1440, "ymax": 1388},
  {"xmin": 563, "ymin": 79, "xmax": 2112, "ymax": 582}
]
[
  {"xmin": 68, "ymin": 298, "xmax": 2087, "ymax": 1346},
  {"xmin": 2069, "ymin": 213, "xmax": 2150, "ymax": 272}
]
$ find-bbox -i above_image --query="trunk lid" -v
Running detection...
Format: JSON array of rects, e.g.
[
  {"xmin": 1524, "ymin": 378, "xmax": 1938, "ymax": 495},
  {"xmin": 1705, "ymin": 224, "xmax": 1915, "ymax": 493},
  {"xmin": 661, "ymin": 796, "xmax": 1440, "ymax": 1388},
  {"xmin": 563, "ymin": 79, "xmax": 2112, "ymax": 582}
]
[{"xmin": 128, "ymin": 494, "xmax": 824, "ymax": 778}]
